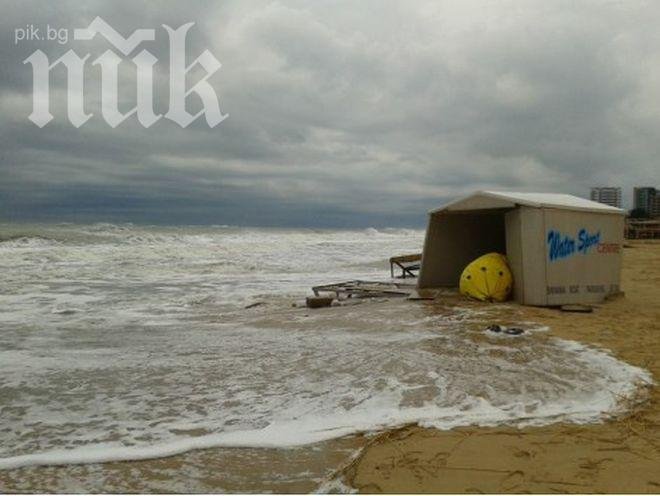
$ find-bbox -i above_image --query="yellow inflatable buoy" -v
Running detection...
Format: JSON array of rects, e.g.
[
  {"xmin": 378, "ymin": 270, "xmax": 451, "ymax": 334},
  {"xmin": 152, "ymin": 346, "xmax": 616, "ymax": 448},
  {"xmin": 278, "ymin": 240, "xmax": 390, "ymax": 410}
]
[{"xmin": 459, "ymin": 253, "xmax": 512, "ymax": 302}]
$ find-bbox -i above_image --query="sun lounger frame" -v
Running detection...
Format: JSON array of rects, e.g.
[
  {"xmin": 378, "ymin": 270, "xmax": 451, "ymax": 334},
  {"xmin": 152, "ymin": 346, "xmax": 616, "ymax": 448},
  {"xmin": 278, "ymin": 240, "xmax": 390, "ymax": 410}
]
[
  {"xmin": 312, "ymin": 280, "xmax": 416, "ymax": 299},
  {"xmin": 389, "ymin": 253, "xmax": 422, "ymax": 278}
]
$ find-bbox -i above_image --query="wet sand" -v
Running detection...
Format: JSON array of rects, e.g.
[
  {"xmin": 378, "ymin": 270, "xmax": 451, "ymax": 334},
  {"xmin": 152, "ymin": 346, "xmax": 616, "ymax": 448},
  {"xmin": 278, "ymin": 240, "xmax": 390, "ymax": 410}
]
[
  {"xmin": 1, "ymin": 242, "xmax": 658, "ymax": 493},
  {"xmin": 346, "ymin": 240, "xmax": 660, "ymax": 493}
]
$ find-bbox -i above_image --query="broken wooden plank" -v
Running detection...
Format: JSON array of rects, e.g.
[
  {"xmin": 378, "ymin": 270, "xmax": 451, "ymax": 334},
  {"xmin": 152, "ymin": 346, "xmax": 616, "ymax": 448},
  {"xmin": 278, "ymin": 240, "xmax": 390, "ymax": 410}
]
[{"xmin": 306, "ymin": 296, "xmax": 334, "ymax": 308}]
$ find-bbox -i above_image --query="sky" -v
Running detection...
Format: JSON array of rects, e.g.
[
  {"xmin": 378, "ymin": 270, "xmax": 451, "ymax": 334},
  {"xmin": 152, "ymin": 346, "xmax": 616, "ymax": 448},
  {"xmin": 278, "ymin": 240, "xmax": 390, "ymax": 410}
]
[{"xmin": 1, "ymin": 0, "xmax": 659, "ymax": 227}]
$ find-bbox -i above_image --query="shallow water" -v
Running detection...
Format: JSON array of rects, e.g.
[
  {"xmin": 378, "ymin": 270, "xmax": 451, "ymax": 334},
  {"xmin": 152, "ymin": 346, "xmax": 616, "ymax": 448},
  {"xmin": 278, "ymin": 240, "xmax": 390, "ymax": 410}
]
[{"xmin": 0, "ymin": 223, "xmax": 652, "ymax": 491}]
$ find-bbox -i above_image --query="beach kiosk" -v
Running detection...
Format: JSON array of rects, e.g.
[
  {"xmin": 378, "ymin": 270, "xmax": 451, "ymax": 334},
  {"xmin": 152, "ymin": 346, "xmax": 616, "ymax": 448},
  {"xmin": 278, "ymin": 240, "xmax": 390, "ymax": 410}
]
[{"xmin": 418, "ymin": 191, "xmax": 624, "ymax": 306}]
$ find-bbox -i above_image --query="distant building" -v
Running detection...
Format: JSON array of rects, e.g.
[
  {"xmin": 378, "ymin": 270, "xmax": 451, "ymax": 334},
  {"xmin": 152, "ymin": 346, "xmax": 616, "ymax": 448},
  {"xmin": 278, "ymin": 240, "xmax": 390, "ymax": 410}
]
[
  {"xmin": 590, "ymin": 187, "xmax": 622, "ymax": 208},
  {"xmin": 633, "ymin": 187, "xmax": 657, "ymax": 217},
  {"xmin": 653, "ymin": 196, "xmax": 660, "ymax": 218}
]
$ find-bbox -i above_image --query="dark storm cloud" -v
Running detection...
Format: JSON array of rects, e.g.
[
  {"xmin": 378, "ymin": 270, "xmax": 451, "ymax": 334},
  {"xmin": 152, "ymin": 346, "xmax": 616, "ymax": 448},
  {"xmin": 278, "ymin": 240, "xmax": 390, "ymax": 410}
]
[{"xmin": 1, "ymin": 0, "xmax": 659, "ymax": 226}]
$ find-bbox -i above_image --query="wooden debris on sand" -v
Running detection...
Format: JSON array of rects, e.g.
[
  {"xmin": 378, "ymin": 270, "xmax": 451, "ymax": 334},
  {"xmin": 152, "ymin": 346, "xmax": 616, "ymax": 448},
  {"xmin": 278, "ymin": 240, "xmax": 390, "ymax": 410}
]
[
  {"xmin": 312, "ymin": 280, "xmax": 416, "ymax": 299},
  {"xmin": 306, "ymin": 296, "xmax": 335, "ymax": 308}
]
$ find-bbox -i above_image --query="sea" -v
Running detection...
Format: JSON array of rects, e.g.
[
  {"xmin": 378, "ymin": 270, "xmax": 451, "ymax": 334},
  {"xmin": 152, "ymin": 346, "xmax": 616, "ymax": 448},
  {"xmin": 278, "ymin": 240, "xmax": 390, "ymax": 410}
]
[{"xmin": 0, "ymin": 223, "xmax": 652, "ymax": 492}]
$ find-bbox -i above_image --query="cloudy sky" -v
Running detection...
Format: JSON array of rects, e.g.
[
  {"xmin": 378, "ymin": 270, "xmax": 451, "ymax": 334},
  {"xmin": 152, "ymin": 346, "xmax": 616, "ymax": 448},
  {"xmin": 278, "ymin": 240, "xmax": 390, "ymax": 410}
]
[{"xmin": 1, "ymin": 0, "xmax": 659, "ymax": 227}]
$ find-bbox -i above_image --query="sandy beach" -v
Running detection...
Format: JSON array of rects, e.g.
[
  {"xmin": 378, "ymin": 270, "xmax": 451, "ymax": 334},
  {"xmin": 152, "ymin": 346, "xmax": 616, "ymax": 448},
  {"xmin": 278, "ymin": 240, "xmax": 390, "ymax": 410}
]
[{"xmin": 346, "ymin": 240, "xmax": 660, "ymax": 493}]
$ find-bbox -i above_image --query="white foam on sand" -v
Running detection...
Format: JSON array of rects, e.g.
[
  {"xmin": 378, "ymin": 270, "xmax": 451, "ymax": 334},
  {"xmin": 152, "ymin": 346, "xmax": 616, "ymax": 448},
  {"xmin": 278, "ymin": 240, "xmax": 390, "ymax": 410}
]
[
  {"xmin": 0, "ymin": 224, "xmax": 653, "ymax": 472},
  {"xmin": 0, "ymin": 326, "xmax": 651, "ymax": 471}
]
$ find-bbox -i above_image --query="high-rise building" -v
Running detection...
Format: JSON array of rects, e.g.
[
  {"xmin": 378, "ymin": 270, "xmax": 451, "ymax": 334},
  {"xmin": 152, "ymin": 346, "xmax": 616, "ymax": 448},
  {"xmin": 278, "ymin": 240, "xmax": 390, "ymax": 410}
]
[
  {"xmin": 652, "ymin": 196, "xmax": 660, "ymax": 218},
  {"xmin": 633, "ymin": 187, "xmax": 657, "ymax": 216},
  {"xmin": 590, "ymin": 187, "xmax": 622, "ymax": 208}
]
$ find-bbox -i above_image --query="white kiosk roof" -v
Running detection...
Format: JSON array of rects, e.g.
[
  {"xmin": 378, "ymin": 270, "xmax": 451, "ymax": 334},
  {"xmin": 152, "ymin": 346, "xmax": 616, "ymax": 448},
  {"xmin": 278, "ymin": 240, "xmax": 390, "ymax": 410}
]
[{"xmin": 431, "ymin": 191, "xmax": 624, "ymax": 215}]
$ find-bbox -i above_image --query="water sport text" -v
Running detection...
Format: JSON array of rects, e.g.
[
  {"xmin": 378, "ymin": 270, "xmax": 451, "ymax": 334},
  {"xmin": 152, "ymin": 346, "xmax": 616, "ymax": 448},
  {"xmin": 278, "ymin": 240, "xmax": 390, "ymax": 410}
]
[{"xmin": 547, "ymin": 228, "xmax": 601, "ymax": 261}]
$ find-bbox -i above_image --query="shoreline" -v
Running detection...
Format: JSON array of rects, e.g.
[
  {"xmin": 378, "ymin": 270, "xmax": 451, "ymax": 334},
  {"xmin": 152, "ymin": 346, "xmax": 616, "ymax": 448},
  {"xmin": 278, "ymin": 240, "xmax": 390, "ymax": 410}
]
[{"xmin": 345, "ymin": 240, "xmax": 660, "ymax": 493}]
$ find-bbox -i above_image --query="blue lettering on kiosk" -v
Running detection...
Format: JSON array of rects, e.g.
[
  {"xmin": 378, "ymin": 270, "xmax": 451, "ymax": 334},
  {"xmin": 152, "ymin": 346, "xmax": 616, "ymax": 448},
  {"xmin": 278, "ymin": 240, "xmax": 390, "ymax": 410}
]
[{"xmin": 547, "ymin": 228, "xmax": 601, "ymax": 261}]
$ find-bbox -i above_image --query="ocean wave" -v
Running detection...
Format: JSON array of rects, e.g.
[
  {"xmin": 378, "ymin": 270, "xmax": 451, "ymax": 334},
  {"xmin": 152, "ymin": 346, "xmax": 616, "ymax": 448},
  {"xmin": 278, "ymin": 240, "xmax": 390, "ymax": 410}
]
[{"xmin": 0, "ymin": 234, "xmax": 61, "ymax": 247}]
